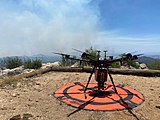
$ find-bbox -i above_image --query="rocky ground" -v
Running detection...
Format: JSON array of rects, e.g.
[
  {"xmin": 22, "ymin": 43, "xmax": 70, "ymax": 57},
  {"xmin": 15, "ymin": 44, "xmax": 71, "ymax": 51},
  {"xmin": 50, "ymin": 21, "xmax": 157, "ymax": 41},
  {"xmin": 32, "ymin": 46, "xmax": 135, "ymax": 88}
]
[{"xmin": 0, "ymin": 71, "xmax": 160, "ymax": 120}]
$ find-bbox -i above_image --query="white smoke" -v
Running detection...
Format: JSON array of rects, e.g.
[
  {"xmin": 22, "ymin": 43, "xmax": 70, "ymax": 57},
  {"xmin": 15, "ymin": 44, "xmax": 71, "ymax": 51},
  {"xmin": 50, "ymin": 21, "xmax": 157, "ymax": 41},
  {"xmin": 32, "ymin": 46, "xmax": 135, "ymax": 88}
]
[{"xmin": 0, "ymin": 0, "xmax": 100, "ymax": 57}]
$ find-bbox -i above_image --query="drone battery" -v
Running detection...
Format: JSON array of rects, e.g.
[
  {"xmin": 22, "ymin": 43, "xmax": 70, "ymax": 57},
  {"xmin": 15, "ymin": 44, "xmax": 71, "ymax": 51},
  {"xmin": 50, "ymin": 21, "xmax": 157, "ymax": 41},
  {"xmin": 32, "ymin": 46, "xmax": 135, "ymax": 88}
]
[{"xmin": 95, "ymin": 69, "xmax": 108, "ymax": 82}]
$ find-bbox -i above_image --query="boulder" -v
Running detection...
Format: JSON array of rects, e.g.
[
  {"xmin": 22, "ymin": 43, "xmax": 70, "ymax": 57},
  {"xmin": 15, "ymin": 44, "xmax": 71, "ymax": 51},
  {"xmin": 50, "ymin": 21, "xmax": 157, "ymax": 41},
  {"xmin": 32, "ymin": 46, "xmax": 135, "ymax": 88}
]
[
  {"xmin": 139, "ymin": 63, "xmax": 148, "ymax": 69},
  {"xmin": 7, "ymin": 66, "xmax": 24, "ymax": 76},
  {"xmin": 41, "ymin": 61, "xmax": 61, "ymax": 69},
  {"xmin": 71, "ymin": 62, "xmax": 79, "ymax": 68}
]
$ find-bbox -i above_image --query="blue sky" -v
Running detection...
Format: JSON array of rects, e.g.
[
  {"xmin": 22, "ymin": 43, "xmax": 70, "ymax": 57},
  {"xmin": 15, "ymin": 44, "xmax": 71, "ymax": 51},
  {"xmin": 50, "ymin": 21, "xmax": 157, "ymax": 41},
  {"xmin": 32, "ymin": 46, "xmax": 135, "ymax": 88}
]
[{"xmin": 0, "ymin": 0, "xmax": 159, "ymax": 57}]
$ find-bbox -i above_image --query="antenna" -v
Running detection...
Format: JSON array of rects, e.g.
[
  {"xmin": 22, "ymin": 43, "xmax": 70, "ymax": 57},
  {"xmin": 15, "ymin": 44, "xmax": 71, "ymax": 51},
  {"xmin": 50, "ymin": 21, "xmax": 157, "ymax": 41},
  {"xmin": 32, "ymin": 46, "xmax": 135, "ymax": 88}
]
[
  {"xmin": 97, "ymin": 50, "xmax": 101, "ymax": 60},
  {"xmin": 104, "ymin": 50, "xmax": 107, "ymax": 60}
]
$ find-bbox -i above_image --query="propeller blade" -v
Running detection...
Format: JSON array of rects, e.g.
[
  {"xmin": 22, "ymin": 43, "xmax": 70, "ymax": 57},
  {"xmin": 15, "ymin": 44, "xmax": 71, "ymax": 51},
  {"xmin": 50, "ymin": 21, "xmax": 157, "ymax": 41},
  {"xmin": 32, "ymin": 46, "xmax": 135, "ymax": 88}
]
[
  {"xmin": 136, "ymin": 53, "xmax": 144, "ymax": 56},
  {"xmin": 52, "ymin": 52, "xmax": 70, "ymax": 59},
  {"xmin": 131, "ymin": 50, "xmax": 141, "ymax": 54},
  {"xmin": 72, "ymin": 48, "xmax": 83, "ymax": 53}
]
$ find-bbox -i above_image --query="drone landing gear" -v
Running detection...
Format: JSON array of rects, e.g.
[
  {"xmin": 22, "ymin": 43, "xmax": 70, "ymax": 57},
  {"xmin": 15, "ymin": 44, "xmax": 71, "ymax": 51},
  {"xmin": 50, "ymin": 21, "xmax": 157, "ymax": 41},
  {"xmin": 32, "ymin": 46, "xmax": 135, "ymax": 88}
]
[
  {"xmin": 84, "ymin": 67, "xmax": 118, "ymax": 99},
  {"xmin": 107, "ymin": 67, "xmax": 118, "ymax": 94}
]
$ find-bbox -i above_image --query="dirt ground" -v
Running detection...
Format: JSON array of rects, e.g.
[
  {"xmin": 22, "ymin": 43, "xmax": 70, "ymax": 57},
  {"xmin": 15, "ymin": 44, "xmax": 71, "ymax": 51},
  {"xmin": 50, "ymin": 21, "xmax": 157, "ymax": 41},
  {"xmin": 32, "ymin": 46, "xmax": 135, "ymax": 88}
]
[{"xmin": 0, "ymin": 71, "xmax": 160, "ymax": 120}]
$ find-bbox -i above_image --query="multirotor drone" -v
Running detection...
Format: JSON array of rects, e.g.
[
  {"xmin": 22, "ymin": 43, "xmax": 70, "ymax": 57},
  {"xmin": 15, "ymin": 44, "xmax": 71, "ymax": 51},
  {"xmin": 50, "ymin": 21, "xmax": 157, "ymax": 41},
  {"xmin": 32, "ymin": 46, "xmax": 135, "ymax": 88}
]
[
  {"xmin": 54, "ymin": 49, "xmax": 142, "ymax": 98},
  {"xmin": 53, "ymin": 49, "xmax": 144, "ymax": 111}
]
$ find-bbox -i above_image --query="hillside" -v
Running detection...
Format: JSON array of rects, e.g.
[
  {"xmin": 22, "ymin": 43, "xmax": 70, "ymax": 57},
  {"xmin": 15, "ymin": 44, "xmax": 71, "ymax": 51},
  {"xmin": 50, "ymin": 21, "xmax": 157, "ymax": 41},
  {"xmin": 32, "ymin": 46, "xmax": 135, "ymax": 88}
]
[
  {"xmin": 0, "ymin": 71, "xmax": 160, "ymax": 120},
  {"xmin": 137, "ymin": 56, "xmax": 160, "ymax": 65}
]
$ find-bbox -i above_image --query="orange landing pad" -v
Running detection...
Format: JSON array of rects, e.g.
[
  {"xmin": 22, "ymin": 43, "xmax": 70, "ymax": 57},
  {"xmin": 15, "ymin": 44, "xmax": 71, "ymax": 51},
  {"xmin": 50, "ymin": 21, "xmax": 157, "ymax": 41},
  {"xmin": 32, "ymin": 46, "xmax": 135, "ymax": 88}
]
[{"xmin": 54, "ymin": 82, "xmax": 144, "ymax": 111}]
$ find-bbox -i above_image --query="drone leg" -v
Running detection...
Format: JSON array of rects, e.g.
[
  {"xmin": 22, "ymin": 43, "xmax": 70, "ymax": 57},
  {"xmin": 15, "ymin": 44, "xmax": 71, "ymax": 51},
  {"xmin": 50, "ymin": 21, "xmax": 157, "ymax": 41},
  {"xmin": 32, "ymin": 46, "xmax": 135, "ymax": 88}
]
[
  {"xmin": 107, "ymin": 68, "xmax": 118, "ymax": 94},
  {"xmin": 84, "ymin": 66, "xmax": 96, "ymax": 99}
]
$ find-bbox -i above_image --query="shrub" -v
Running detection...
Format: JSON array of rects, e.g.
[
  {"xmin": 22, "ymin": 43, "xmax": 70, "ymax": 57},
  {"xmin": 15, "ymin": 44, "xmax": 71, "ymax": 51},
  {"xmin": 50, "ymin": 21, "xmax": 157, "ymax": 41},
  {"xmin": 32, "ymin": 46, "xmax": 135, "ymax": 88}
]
[
  {"xmin": 24, "ymin": 58, "xmax": 42, "ymax": 69},
  {"xmin": 148, "ymin": 60, "xmax": 160, "ymax": 70},
  {"xmin": 125, "ymin": 60, "xmax": 139, "ymax": 69},
  {"xmin": 79, "ymin": 47, "xmax": 98, "ymax": 66},
  {"xmin": 4, "ymin": 56, "xmax": 23, "ymax": 69},
  {"xmin": 85, "ymin": 47, "xmax": 98, "ymax": 60},
  {"xmin": 111, "ymin": 62, "xmax": 121, "ymax": 68}
]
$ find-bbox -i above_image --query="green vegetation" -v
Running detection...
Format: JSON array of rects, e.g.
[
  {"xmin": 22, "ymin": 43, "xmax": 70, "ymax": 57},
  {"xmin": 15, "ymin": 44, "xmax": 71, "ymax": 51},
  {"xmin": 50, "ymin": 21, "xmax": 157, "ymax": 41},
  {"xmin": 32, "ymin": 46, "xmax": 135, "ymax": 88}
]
[
  {"xmin": 148, "ymin": 60, "xmax": 160, "ymax": 70},
  {"xmin": 111, "ymin": 62, "xmax": 121, "ymax": 68},
  {"xmin": 61, "ymin": 56, "xmax": 77, "ymax": 66},
  {"xmin": 24, "ymin": 58, "xmax": 42, "ymax": 69},
  {"xmin": 80, "ymin": 47, "xmax": 98, "ymax": 66},
  {"xmin": 3, "ymin": 57, "xmax": 42, "ymax": 69},
  {"xmin": 110, "ymin": 60, "xmax": 139, "ymax": 69},
  {"xmin": 123, "ymin": 60, "xmax": 139, "ymax": 69},
  {"xmin": 4, "ymin": 56, "xmax": 23, "ymax": 69},
  {"xmin": 85, "ymin": 47, "xmax": 98, "ymax": 60}
]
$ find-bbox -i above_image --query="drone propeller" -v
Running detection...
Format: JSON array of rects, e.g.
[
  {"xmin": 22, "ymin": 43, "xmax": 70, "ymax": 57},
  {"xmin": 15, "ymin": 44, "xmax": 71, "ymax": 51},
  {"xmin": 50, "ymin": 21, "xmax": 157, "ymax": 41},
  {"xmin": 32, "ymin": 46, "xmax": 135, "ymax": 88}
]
[
  {"xmin": 132, "ymin": 53, "xmax": 143, "ymax": 60},
  {"xmin": 53, "ymin": 52, "xmax": 70, "ymax": 59},
  {"xmin": 126, "ymin": 53, "xmax": 133, "ymax": 59},
  {"xmin": 131, "ymin": 50, "xmax": 141, "ymax": 54},
  {"xmin": 136, "ymin": 53, "xmax": 144, "ymax": 56},
  {"xmin": 121, "ymin": 52, "xmax": 143, "ymax": 60},
  {"xmin": 72, "ymin": 48, "xmax": 84, "ymax": 53}
]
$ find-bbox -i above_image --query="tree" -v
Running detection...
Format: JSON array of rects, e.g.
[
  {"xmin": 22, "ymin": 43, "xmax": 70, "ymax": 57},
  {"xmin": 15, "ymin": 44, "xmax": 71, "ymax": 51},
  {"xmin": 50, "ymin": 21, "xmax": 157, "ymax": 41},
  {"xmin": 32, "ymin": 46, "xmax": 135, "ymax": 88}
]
[{"xmin": 85, "ymin": 47, "xmax": 98, "ymax": 60}]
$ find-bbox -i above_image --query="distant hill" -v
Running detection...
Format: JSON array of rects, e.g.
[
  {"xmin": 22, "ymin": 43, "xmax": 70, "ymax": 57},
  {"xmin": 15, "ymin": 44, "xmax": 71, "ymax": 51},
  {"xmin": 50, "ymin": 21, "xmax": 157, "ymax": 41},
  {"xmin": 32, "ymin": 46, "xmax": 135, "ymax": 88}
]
[
  {"xmin": 149, "ymin": 55, "xmax": 160, "ymax": 59},
  {"xmin": 26, "ymin": 54, "xmax": 61, "ymax": 63},
  {"xmin": 138, "ymin": 56, "xmax": 160, "ymax": 65}
]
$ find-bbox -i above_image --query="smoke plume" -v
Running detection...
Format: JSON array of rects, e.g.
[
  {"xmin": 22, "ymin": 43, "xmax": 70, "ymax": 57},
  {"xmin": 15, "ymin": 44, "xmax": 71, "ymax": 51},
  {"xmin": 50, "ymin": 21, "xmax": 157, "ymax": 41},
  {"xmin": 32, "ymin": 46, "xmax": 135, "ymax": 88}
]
[{"xmin": 0, "ymin": 0, "xmax": 100, "ymax": 57}]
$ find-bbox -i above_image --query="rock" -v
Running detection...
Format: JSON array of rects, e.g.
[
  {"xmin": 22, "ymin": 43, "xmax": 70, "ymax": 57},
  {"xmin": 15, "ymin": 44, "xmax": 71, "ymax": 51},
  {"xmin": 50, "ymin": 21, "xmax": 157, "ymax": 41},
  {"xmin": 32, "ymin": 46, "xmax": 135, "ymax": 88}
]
[
  {"xmin": 150, "ymin": 88, "xmax": 154, "ymax": 91},
  {"xmin": 22, "ymin": 113, "xmax": 33, "ymax": 119},
  {"xmin": 2, "ymin": 69, "xmax": 10, "ymax": 75},
  {"xmin": 52, "ymin": 61, "xmax": 61, "ymax": 66},
  {"xmin": 7, "ymin": 66, "xmax": 24, "ymax": 76},
  {"xmin": 156, "ymin": 106, "xmax": 160, "ymax": 109},
  {"xmin": 9, "ymin": 113, "xmax": 33, "ymax": 120},
  {"xmin": 139, "ymin": 63, "xmax": 148, "ymax": 69},
  {"xmin": 35, "ymin": 82, "xmax": 41, "ymax": 85},
  {"xmin": 41, "ymin": 62, "xmax": 61, "ymax": 69},
  {"xmin": 12, "ymin": 93, "xmax": 19, "ymax": 97},
  {"xmin": 0, "ymin": 66, "xmax": 25, "ymax": 76},
  {"xmin": 71, "ymin": 62, "xmax": 79, "ymax": 68},
  {"xmin": 129, "ymin": 66, "xmax": 136, "ymax": 69},
  {"xmin": 23, "ymin": 69, "xmax": 34, "ymax": 74},
  {"xmin": 10, "ymin": 114, "xmax": 21, "ymax": 120},
  {"xmin": 17, "ymin": 82, "xmax": 22, "ymax": 87},
  {"xmin": 120, "ymin": 66, "xmax": 129, "ymax": 69},
  {"xmin": 1, "ymin": 105, "xmax": 7, "ymax": 110}
]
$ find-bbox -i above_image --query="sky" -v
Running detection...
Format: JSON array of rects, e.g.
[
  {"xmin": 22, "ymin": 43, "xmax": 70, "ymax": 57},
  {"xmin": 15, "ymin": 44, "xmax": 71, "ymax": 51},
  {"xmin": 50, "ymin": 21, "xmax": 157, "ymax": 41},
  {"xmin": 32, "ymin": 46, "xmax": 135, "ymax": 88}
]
[{"xmin": 0, "ymin": 0, "xmax": 160, "ymax": 57}]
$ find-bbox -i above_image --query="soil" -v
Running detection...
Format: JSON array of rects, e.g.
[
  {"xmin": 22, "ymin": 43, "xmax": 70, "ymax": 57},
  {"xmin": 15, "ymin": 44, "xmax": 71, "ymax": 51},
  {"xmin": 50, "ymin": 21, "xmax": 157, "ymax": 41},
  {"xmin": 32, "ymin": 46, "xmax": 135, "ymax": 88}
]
[{"xmin": 0, "ymin": 71, "xmax": 160, "ymax": 120}]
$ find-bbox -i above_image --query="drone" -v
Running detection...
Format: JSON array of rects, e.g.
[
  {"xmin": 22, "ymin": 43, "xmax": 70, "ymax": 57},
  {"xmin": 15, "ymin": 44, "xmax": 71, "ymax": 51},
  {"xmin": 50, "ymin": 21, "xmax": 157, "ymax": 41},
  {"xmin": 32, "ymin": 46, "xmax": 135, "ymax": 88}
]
[{"xmin": 53, "ymin": 49, "xmax": 142, "ymax": 99}]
